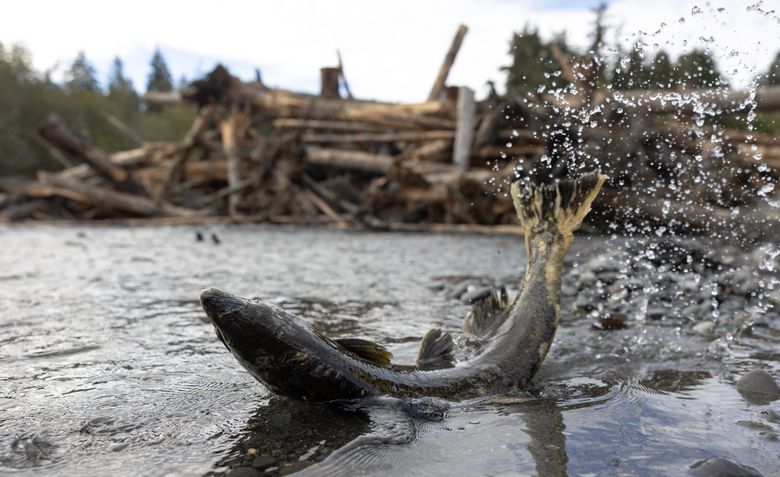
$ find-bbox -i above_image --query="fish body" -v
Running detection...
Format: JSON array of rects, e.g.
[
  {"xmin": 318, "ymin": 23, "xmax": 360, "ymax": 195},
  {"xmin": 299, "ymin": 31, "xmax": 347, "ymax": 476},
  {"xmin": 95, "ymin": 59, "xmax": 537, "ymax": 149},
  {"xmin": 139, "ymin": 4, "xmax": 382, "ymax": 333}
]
[{"xmin": 200, "ymin": 173, "xmax": 607, "ymax": 401}]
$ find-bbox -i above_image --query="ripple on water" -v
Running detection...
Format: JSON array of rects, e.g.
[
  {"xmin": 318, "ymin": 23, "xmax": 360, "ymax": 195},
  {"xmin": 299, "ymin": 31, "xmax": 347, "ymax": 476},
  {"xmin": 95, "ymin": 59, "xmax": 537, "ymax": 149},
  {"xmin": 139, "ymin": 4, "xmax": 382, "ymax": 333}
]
[{"xmin": 1, "ymin": 226, "xmax": 779, "ymax": 476}]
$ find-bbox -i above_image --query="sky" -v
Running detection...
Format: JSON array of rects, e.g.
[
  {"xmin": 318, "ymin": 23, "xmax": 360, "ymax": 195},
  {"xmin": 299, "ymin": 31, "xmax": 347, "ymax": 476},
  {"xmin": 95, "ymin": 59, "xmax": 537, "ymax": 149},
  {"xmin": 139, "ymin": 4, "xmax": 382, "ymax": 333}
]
[{"xmin": 0, "ymin": 0, "xmax": 778, "ymax": 102}]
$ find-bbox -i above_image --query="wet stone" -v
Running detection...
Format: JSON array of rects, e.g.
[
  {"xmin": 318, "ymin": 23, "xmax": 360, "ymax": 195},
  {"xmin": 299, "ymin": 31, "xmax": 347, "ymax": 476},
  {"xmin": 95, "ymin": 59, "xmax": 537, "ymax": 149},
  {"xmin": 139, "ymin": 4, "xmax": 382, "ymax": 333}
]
[
  {"xmin": 692, "ymin": 321, "xmax": 716, "ymax": 337},
  {"xmin": 593, "ymin": 313, "xmax": 628, "ymax": 331},
  {"xmin": 736, "ymin": 420, "xmax": 773, "ymax": 431},
  {"xmin": 646, "ymin": 307, "xmax": 666, "ymax": 320},
  {"xmin": 252, "ymin": 455, "xmax": 277, "ymax": 469},
  {"xmin": 596, "ymin": 271, "xmax": 620, "ymax": 285},
  {"xmin": 278, "ymin": 460, "xmax": 312, "ymax": 475},
  {"xmin": 760, "ymin": 409, "xmax": 780, "ymax": 423},
  {"xmin": 736, "ymin": 370, "xmax": 780, "ymax": 404},
  {"xmin": 759, "ymin": 431, "xmax": 778, "ymax": 441},
  {"xmin": 689, "ymin": 457, "xmax": 763, "ymax": 477},
  {"xmin": 226, "ymin": 466, "xmax": 263, "ymax": 477}
]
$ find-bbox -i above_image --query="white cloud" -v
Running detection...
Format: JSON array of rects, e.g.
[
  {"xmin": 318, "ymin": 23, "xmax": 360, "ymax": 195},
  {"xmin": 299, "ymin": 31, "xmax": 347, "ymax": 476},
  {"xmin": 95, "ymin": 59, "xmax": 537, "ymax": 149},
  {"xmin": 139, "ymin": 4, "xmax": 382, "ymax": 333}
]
[{"xmin": 0, "ymin": 0, "xmax": 777, "ymax": 102}]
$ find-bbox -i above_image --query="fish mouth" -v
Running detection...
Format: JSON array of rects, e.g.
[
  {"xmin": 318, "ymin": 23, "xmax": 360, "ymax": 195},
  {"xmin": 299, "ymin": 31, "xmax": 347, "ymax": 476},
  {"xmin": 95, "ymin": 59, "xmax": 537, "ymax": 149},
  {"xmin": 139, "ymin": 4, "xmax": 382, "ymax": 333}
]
[
  {"xmin": 200, "ymin": 288, "xmax": 247, "ymax": 323},
  {"xmin": 200, "ymin": 288, "xmax": 286, "ymax": 350}
]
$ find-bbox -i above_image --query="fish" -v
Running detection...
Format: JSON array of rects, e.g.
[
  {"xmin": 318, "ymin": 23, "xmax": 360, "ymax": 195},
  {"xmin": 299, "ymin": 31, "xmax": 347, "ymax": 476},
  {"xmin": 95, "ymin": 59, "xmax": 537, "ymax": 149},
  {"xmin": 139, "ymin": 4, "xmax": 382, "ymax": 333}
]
[{"xmin": 200, "ymin": 172, "xmax": 607, "ymax": 402}]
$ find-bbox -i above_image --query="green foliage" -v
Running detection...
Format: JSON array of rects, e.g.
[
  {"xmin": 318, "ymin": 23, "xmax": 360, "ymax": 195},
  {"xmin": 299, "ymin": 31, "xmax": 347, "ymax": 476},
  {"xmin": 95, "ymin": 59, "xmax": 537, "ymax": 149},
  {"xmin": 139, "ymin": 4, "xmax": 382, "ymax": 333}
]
[
  {"xmin": 589, "ymin": 3, "xmax": 608, "ymax": 54},
  {"xmin": 611, "ymin": 45, "xmax": 650, "ymax": 90},
  {"xmin": 107, "ymin": 57, "xmax": 139, "ymax": 119},
  {"xmin": 0, "ymin": 42, "xmax": 195, "ymax": 177},
  {"xmin": 761, "ymin": 52, "xmax": 780, "ymax": 86},
  {"xmin": 66, "ymin": 51, "xmax": 100, "ymax": 94},
  {"xmin": 502, "ymin": 27, "xmax": 571, "ymax": 93},
  {"xmin": 146, "ymin": 48, "xmax": 173, "ymax": 93},
  {"xmin": 675, "ymin": 49, "xmax": 726, "ymax": 88},
  {"xmin": 648, "ymin": 51, "xmax": 674, "ymax": 89}
]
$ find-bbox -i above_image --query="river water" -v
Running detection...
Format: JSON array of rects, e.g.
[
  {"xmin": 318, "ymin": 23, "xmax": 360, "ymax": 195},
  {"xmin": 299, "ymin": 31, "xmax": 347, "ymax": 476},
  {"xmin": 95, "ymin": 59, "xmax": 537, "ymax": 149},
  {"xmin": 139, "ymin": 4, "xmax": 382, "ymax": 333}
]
[{"xmin": 1, "ymin": 225, "xmax": 778, "ymax": 476}]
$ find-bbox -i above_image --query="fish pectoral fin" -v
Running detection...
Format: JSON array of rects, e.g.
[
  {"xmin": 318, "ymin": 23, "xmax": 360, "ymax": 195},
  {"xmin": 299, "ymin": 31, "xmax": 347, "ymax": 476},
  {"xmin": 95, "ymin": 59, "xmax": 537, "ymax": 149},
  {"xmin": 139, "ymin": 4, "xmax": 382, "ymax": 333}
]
[
  {"xmin": 462, "ymin": 287, "xmax": 510, "ymax": 338},
  {"xmin": 335, "ymin": 338, "xmax": 393, "ymax": 368},
  {"xmin": 416, "ymin": 328, "xmax": 456, "ymax": 370}
]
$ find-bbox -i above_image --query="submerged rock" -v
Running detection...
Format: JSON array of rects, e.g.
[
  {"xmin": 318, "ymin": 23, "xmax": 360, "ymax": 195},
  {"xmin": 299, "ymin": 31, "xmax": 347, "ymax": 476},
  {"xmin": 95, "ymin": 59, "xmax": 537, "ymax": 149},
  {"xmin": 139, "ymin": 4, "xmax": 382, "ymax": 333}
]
[
  {"xmin": 736, "ymin": 370, "xmax": 780, "ymax": 404},
  {"xmin": 593, "ymin": 313, "xmax": 628, "ymax": 330},
  {"xmin": 692, "ymin": 321, "xmax": 716, "ymax": 337},
  {"xmin": 689, "ymin": 456, "xmax": 763, "ymax": 477}
]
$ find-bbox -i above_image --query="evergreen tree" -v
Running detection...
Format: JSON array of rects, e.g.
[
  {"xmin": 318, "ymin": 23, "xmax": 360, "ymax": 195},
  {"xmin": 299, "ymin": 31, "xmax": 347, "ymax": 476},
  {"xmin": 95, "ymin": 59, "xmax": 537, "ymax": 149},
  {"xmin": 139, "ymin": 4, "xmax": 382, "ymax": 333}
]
[
  {"xmin": 587, "ymin": 3, "xmax": 609, "ymax": 85},
  {"xmin": 589, "ymin": 3, "xmax": 608, "ymax": 54},
  {"xmin": 107, "ymin": 57, "xmax": 138, "ymax": 118},
  {"xmin": 65, "ymin": 51, "xmax": 100, "ymax": 93},
  {"xmin": 146, "ymin": 48, "xmax": 173, "ymax": 92},
  {"xmin": 611, "ymin": 45, "xmax": 649, "ymax": 90},
  {"xmin": 107, "ymin": 57, "xmax": 135, "ymax": 97},
  {"xmin": 675, "ymin": 49, "xmax": 725, "ymax": 88},
  {"xmin": 648, "ymin": 51, "xmax": 674, "ymax": 89},
  {"xmin": 761, "ymin": 52, "xmax": 780, "ymax": 86},
  {"xmin": 503, "ymin": 26, "xmax": 571, "ymax": 93}
]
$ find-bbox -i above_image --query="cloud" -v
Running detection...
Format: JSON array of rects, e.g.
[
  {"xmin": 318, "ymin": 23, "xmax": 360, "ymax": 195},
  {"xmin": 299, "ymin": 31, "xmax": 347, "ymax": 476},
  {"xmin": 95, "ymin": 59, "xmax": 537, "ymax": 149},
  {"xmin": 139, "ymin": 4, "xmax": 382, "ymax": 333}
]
[{"xmin": 0, "ymin": 0, "xmax": 777, "ymax": 102}]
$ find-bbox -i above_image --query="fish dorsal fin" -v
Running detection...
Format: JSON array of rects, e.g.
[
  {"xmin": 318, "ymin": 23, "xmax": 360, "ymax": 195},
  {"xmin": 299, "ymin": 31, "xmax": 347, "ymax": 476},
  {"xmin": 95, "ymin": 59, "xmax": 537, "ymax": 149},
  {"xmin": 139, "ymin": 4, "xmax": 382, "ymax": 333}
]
[
  {"xmin": 335, "ymin": 338, "xmax": 393, "ymax": 368},
  {"xmin": 416, "ymin": 328, "xmax": 456, "ymax": 370},
  {"xmin": 462, "ymin": 287, "xmax": 510, "ymax": 339}
]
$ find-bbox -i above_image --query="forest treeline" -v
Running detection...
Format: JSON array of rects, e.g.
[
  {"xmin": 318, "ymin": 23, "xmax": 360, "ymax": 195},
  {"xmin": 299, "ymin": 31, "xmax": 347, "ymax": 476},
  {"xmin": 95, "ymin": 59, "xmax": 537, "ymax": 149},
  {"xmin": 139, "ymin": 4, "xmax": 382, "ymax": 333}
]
[
  {"xmin": 1, "ymin": 8, "xmax": 779, "ymax": 176},
  {"xmin": 0, "ymin": 45, "xmax": 196, "ymax": 176}
]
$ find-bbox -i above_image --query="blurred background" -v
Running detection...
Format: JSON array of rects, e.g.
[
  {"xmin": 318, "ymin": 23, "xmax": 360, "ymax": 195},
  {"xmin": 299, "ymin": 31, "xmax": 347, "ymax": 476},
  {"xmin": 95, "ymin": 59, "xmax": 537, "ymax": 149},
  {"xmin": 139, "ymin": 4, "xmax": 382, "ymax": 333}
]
[{"xmin": 1, "ymin": 0, "xmax": 777, "ymax": 176}]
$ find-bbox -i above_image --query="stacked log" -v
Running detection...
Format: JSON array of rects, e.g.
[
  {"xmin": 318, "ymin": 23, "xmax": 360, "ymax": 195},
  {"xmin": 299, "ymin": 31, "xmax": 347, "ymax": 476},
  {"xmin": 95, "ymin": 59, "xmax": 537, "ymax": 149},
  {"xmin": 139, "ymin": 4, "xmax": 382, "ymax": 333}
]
[{"xmin": 1, "ymin": 24, "xmax": 778, "ymax": 237}]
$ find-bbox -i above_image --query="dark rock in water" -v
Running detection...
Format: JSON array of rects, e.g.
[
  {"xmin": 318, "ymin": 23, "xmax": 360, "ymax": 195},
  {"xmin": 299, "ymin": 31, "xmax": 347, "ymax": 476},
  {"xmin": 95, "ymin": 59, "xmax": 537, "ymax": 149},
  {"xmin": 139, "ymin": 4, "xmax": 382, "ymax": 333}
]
[
  {"xmin": 404, "ymin": 397, "xmax": 450, "ymax": 422},
  {"xmin": 195, "ymin": 231, "xmax": 204, "ymax": 242},
  {"xmin": 646, "ymin": 307, "xmax": 666, "ymax": 320},
  {"xmin": 10, "ymin": 434, "xmax": 55, "ymax": 463},
  {"xmin": 251, "ymin": 454, "xmax": 277, "ymax": 469},
  {"xmin": 593, "ymin": 313, "xmax": 627, "ymax": 330},
  {"xmin": 226, "ymin": 466, "xmax": 263, "ymax": 477},
  {"xmin": 760, "ymin": 409, "xmax": 780, "ymax": 423},
  {"xmin": 692, "ymin": 321, "xmax": 716, "ymax": 337},
  {"xmin": 278, "ymin": 460, "xmax": 313, "ymax": 475},
  {"xmin": 689, "ymin": 457, "xmax": 763, "ymax": 477},
  {"xmin": 596, "ymin": 270, "xmax": 620, "ymax": 285},
  {"xmin": 211, "ymin": 233, "xmax": 221, "ymax": 245},
  {"xmin": 736, "ymin": 370, "xmax": 780, "ymax": 404}
]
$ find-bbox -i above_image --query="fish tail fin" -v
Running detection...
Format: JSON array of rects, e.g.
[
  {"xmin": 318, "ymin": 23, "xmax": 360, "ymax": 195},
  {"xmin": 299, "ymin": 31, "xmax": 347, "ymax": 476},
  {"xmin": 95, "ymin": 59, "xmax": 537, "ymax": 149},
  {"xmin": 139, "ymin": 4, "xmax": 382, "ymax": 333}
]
[{"xmin": 510, "ymin": 172, "xmax": 607, "ymax": 239}]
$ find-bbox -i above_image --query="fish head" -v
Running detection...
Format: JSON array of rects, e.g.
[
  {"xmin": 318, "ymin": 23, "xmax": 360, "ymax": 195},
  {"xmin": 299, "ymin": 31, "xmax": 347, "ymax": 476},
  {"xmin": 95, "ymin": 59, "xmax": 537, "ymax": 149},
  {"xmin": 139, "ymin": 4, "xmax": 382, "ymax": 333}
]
[{"xmin": 200, "ymin": 288, "xmax": 367, "ymax": 401}]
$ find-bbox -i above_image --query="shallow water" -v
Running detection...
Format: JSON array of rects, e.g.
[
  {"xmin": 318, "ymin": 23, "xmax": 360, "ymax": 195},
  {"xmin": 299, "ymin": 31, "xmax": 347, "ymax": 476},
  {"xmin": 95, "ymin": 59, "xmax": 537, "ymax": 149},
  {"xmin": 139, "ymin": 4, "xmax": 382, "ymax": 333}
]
[{"xmin": 0, "ymin": 225, "xmax": 778, "ymax": 476}]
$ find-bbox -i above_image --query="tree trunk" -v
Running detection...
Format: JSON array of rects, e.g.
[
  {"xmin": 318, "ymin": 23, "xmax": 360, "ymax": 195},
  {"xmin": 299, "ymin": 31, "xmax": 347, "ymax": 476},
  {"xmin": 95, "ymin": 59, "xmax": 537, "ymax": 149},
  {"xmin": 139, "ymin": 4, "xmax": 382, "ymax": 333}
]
[{"xmin": 39, "ymin": 114, "xmax": 144, "ymax": 194}]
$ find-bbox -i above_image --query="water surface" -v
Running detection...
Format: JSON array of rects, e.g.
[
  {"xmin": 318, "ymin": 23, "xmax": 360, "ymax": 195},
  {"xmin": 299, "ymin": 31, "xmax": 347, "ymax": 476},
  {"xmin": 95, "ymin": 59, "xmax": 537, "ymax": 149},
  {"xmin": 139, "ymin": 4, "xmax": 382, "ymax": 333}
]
[{"xmin": 0, "ymin": 225, "xmax": 778, "ymax": 476}]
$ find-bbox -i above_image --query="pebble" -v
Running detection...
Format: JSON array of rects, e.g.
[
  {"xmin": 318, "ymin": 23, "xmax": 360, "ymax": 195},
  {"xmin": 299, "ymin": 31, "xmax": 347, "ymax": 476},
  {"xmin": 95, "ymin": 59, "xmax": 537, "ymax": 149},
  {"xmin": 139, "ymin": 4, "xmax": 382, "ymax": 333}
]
[
  {"xmin": 593, "ymin": 313, "xmax": 628, "ymax": 330},
  {"xmin": 736, "ymin": 370, "xmax": 780, "ymax": 403},
  {"xmin": 689, "ymin": 456, "xmax": 763, "ymax": 477},
  {"xmin": 692, "ymin": 321, "xmax": 715, "ymax": 336},
  {"xmin": 646, "ymin": 307, "xmax": 666, "ymax": 321}
]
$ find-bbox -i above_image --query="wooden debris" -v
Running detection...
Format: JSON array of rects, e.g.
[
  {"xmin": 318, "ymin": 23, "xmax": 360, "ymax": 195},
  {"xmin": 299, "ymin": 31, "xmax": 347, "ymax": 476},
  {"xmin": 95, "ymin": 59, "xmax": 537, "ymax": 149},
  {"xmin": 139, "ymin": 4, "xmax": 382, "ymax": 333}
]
[
  {"xmin": 428, "ymin": 24, "xmax": 468, "ymax": 102},
  {"xmin": 1, "ymin": 25, "xmax": 777, "ymax": 237}
]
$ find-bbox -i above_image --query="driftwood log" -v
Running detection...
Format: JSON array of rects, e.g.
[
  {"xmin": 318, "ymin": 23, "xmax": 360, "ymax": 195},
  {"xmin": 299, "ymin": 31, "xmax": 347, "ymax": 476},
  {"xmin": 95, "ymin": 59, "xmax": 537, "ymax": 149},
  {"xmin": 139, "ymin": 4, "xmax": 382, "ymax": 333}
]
[{"xmin": 0, "ymin": 24, "xmax": 777, "ymax": 239}]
